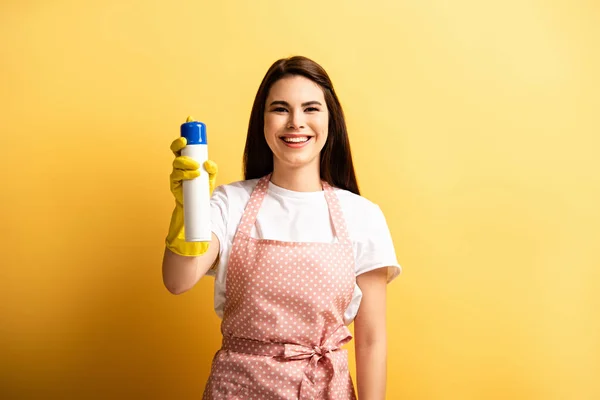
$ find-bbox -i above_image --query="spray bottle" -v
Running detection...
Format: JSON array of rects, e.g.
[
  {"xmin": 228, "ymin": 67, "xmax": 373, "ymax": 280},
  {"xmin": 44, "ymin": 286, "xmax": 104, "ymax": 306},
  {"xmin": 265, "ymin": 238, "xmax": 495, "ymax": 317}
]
[{"xmin": 180, "ymin": 116, "xmax": 211, "ymax": 242}]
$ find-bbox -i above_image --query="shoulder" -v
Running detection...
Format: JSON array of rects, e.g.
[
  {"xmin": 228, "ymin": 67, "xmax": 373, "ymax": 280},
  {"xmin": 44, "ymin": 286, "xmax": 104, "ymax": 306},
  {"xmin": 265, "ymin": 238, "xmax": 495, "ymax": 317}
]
[
  {"xmin": 211, "ymin": 178, "xmax": 260, "ymax": 202},
  {"xmin": 333, "ymin": 188, "xmax": 384, "ymax": 218},
  {"xmin": 210, "ymin": 179, "xmax": 260, "ymax": 231},
  {"xmin": 334, "ymin": 188, "xmax": 401, "ymax": 280},
  {"xmin": 333, "ymin": 188, "xmax": 392, "ymax": 240}
]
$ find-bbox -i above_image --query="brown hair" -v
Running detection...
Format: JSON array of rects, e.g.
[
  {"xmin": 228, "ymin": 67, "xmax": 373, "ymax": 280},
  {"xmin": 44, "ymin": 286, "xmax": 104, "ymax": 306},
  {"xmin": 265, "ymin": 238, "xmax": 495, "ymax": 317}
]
[{"xmin": 242, "ymin": 55, "xmax": 360, "ymax": 195}]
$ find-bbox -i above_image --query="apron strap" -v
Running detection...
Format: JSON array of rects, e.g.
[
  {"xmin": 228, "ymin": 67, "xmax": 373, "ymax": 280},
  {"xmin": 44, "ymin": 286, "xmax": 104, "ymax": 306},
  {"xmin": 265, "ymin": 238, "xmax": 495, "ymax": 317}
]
[
  {"xmin": 236, "ymin": 174, "xmax": 271, "ymax": 236},
  {"xmin": 322, "ymin": 181, "xmax": 352, "ymax": 245}
]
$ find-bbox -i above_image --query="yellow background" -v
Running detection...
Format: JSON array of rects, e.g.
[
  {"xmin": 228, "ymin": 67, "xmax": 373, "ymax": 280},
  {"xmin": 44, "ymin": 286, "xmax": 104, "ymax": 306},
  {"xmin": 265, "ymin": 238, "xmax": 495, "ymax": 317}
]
[{"xmin": 1, "ymin": 0, "xmax": 599, "ymax": 399}]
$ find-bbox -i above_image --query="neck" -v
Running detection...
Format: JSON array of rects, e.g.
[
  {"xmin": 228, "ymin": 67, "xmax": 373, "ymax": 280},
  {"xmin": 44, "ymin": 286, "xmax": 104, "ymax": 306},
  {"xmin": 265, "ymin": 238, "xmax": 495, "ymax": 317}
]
[{"xmin": 270, "ymin": 160, "xmax": 322, "ymax": 192}]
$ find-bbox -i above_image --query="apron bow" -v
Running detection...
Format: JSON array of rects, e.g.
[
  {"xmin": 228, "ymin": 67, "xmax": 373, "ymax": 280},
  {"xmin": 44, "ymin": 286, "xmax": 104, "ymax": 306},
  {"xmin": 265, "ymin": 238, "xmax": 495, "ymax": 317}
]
[{"xmin": 278, "ymin": 326, "xmax": 352, "ymax": 399}]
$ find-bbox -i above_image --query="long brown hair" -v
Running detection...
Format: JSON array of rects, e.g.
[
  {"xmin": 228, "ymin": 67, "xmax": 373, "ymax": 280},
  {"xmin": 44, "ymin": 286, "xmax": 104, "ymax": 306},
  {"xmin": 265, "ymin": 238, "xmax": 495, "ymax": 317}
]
[{"xmin": 242, "ymin": 56, "xmax": 360, "ymax": 195}]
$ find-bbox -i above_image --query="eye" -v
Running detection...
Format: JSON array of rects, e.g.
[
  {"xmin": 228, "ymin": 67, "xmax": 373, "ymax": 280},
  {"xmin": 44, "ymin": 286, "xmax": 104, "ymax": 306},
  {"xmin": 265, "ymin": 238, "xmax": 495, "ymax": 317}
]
[
  {"xmin": 273, "ymin": 107, "xmax": 288, "ymax": 113},
  {"xmin": 305, "ymin": 107, "xmax": 320, "ymax": 112}
]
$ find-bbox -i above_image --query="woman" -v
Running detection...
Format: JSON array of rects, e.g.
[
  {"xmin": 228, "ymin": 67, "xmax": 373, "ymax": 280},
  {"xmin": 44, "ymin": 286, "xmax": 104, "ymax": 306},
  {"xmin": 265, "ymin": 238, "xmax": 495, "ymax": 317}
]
[{"xmin": 162, "ymin": 56, "xmax": 401, "ymax": 399}]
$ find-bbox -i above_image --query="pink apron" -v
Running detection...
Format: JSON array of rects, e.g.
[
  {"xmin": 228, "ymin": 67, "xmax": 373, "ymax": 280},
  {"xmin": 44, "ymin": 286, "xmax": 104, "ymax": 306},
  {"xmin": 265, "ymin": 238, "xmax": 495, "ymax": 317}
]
[{"xmin": 203, "ymin": 175, "xmax": 357, "ymax": 399}]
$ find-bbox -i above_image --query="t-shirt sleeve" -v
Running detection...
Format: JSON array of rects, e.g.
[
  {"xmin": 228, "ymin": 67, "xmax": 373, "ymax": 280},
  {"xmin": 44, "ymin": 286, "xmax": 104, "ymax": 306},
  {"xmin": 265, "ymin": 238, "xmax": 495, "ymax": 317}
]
[
  {"xmin": 355, "ymin": 204, "xmax": 402, "ymax": 283},
  {"xmin": 205, "ymin": 185, "xmax": 228, "ymax": 277}
]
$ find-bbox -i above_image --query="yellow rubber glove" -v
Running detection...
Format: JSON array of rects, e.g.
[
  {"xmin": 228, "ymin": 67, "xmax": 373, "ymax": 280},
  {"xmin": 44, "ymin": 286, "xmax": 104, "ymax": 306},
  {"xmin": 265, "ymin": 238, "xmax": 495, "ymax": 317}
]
[{"xmin": 165, "ymin": 136, "xmax": 218, "ymax": 256}]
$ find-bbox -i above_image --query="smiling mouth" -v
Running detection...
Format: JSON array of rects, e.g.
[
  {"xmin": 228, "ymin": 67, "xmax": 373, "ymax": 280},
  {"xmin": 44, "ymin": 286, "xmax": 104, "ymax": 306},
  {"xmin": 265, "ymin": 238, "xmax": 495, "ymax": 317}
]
[{"xmin": 280, "ymin": 136, "xmax": 311, "ymax": 143}]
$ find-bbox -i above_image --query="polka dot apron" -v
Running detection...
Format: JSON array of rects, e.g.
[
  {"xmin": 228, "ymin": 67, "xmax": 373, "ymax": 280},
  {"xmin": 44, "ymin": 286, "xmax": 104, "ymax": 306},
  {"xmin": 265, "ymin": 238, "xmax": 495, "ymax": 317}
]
[{"xmin": 203, "ymin": 174, "xmax": 357, "ymax": 399}]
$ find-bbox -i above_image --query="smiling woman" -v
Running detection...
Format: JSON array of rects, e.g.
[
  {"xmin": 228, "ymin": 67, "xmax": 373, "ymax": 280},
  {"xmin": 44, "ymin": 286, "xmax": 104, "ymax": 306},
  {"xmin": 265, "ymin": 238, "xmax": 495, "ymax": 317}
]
[
  {"xmin": 162, "ymin": 55, "xmax": 401, "ymax": 400},
  {"xmin": 263, "ymin": 76, "xmax": 330, "ymax": 185},
  {"xmin": 243, "ymin": 56, "xmax": 360, "ymax": 195}
]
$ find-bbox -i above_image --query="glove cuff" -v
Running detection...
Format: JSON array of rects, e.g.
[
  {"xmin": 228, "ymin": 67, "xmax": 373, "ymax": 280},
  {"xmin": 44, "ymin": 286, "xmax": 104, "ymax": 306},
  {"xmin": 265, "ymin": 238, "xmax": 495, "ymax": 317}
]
[{"xmin": 165, "ymin": 205, "xmax": 210, "ymax": 257}]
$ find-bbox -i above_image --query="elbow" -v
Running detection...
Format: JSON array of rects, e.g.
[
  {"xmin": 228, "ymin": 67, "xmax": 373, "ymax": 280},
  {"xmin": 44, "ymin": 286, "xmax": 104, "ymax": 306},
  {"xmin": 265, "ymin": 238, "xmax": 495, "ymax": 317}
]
[
  {"xmin": 165, "ymin": 286, "xmax": 186, "ymax": 295},
  {"xmin": 355, "ymin": 324, "xmax": 387, "ymax": 348},
  {"xmin": 163, "ymin": 279, "xmax": 193, "ymax": 295},
  {"xmin": 356, "ymin": 333, "xmax": 387, "ymax": 349}
]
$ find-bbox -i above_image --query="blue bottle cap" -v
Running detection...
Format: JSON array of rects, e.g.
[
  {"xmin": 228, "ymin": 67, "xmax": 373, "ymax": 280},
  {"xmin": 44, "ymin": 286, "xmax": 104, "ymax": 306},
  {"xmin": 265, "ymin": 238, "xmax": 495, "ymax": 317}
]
[{"xmin": 180, "ymin": 117, "xmax": 207, "ymax": 145}]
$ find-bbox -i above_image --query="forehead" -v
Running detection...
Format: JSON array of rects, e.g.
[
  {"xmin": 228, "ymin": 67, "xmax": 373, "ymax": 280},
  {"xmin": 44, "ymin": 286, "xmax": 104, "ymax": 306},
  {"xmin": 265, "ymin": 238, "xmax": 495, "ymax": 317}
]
[{"xmin": 267, "ymin": 75, "xmax": 325, "ymax": 102}]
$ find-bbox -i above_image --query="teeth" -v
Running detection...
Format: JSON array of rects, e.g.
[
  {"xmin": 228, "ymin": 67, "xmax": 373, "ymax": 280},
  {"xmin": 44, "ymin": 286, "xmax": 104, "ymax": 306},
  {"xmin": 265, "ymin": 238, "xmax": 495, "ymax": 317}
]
[{"xmin": 282, "ymin": 137, "xmax": 309, "ymax": 143}]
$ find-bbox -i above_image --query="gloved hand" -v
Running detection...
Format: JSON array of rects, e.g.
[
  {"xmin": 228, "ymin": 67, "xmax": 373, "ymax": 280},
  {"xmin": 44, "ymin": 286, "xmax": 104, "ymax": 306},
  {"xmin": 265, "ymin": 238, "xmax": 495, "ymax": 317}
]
[{"xmin": 165, "ymin": 137, "xmax": 218, "ymax": 256}]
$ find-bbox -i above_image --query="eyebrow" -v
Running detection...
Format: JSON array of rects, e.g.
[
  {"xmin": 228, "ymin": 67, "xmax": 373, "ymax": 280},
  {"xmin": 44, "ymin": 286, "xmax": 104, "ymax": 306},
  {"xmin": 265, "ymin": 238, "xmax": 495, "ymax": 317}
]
[{"xmin": 269, "ymin": 100, "xmax": 323, "ymax": 107}]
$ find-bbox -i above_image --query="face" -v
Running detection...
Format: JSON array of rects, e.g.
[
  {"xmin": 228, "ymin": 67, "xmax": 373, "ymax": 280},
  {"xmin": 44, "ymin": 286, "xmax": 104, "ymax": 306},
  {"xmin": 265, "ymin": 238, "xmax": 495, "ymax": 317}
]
[{"xmin": 264, "ymin": 75, "xmax": 329, "ymax": 171}]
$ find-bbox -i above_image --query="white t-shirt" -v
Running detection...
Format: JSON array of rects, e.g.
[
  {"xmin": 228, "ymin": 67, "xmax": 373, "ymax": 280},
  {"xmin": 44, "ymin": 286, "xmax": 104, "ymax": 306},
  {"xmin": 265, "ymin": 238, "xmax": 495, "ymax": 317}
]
[{"xmin": 206, "ymin": 178, "xmax": 402, "ymax": 325}]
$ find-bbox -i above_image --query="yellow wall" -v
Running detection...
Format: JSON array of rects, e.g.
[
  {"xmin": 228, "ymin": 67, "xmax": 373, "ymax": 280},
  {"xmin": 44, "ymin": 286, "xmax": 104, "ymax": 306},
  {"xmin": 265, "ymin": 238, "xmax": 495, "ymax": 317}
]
[{"xmin": 1, "ymin": 0, "xmax": 598, "ymax": 398}]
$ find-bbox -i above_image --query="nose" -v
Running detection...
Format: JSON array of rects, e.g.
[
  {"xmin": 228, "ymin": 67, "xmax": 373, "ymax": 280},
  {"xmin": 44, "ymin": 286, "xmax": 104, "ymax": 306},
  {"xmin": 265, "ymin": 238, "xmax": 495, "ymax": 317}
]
[{"xmin": 287, "ymin": 111, "xmax": 305, "ymax": 130}]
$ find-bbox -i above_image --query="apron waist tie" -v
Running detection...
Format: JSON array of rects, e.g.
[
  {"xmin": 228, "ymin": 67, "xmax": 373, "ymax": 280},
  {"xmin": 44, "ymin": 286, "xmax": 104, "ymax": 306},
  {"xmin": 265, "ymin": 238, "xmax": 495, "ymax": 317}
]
[{"xmin": 221, "ymin": 326, "xmax": 352, "ymax": 399}]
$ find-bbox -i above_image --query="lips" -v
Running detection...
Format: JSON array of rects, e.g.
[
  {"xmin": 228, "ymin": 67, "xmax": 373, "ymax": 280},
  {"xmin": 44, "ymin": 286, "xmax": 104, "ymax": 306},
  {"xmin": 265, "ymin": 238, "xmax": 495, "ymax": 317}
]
[{"xmin": 279, "ymin": 135, "xmax": 313, "ymax": 148}]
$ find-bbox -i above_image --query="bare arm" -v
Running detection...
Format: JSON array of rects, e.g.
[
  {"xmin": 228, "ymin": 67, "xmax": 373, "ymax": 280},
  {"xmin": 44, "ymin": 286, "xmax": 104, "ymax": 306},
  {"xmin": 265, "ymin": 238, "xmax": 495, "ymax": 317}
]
[
  {"xmin": 161, "ymin": 233, "xmax": 220, "ymax": 294},
  {"xmin": 354, "ymin": 267, "xmax": 389, "ymax": 400}
]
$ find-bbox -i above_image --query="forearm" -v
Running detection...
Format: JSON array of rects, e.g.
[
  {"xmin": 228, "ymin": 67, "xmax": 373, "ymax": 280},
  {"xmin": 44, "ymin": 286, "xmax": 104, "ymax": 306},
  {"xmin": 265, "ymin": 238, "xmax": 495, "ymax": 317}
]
[
  {"xmin": 161, "ymin": 248, "xmax": 200, "ymax": 294},
  {"xmin": 355, "ymin": 336, "xmax": 387, "ymax": 399},
  {"xmin": 161, "ymin": 234, "xmax": 219, "ymax": 294}
]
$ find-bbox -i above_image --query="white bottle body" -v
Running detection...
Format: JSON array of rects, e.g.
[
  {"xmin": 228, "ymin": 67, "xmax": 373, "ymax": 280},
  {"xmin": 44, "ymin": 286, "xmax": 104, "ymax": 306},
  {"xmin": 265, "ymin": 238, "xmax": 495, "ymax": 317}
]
[{"xmin": 180, "ymin": 144, "xmax": 211, "ymax": 242}]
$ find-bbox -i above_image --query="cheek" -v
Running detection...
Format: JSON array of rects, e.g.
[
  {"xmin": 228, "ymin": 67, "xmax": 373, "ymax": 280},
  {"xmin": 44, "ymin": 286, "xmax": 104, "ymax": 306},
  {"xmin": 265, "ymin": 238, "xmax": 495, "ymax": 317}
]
[
  {"xmin": 319, "ymin": 131, "xmax": 328, "ymax": 148},
  {"xmin": 317, "ymin": 117, "xmax": 329, "ymax": 140},
  {"xmin": 264, "ymin": 115, "xmax": 282, "ymax": 136},
  {"xmin": 263, "ymin": 118, "xmax": 276, "ymax": 141}
]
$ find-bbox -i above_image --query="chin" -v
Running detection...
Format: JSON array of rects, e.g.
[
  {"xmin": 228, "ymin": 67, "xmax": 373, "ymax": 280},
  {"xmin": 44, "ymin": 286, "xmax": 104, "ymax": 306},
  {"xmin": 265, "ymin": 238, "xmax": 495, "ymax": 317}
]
[{"xmin": 275, "ymin": 155, "xmax": 319, "ymax": 170}]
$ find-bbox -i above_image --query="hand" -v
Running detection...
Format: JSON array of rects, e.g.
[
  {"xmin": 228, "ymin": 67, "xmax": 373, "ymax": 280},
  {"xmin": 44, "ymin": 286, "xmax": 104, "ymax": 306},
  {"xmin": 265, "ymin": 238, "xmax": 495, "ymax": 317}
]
[
  {"xmin": 169, "ymin": 137, "xmax": 218, "ymax": 204},
  {"xmin": 165, "ymin": 137, "xmax": 218, "ymax": 257}
]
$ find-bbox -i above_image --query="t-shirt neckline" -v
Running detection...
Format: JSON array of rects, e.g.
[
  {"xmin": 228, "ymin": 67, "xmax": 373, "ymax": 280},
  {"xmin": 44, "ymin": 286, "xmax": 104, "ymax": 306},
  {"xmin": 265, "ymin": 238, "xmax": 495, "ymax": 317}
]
[{"xmin": 267, "ymin": 180, "xmax": 326, "ymax": 200}]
